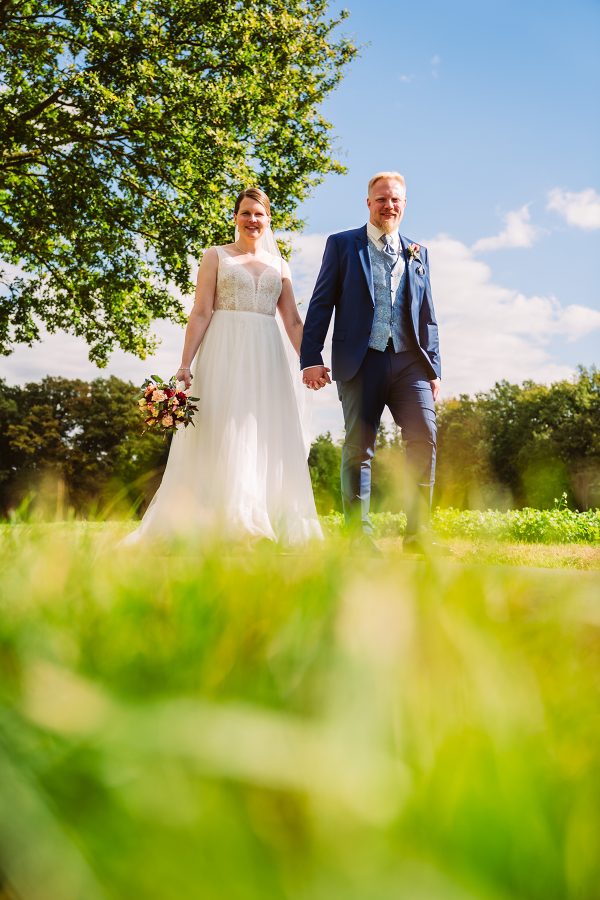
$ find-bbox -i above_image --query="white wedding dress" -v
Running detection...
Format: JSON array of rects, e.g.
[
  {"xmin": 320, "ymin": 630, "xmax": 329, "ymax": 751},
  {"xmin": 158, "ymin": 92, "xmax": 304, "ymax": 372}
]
[{"xmin": 127, "ymin": 247, "xmax": 323, "ymax": 545}]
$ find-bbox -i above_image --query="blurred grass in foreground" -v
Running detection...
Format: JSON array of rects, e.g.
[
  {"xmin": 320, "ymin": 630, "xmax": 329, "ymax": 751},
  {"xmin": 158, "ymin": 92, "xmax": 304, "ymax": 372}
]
[{"xmin": 1, "ymin": 524, "xmax": 600, "ymax": 899}]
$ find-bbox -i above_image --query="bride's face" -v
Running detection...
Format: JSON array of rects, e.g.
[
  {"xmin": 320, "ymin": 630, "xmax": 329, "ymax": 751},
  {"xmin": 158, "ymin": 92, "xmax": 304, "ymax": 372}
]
[{"xmin": 234, "ymin": 199, "xmax": 270, "ymax": 241}]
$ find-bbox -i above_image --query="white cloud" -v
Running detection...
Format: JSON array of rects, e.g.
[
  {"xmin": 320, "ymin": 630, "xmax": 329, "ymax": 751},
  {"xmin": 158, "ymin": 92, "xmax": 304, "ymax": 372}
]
[
  {"xmin": 430, "ymin": 54, "xmax": 441, "ymax": 78},
  {"xmin": 2, "ymin": 230, "xmax": 598, "ymax": 440},
  {"xmin": 286, "ymin": 232, "xmax": 328, "ymax": 307},
  {"xmin": 285, "ymin": 230, "xmax": 600, "ymax": 426},
  {"xmin": 472, "ymin": 205, "xmax": 540, "ymax": 252},
  {"xmin": 0, "ymin": 320, "xmax": 186, "ymax": 387},
  {"xmin": 288, "ymin": 233, "xmax": 345, "ymax": 437},
  {"xmin": 547, "ymin": 187, "xmax": 600, "ymax": 230},
  {"xmin": 428, "ymin": 234, "xmax": 600, "ymax": 395},
  {"xmin": 0, "ymin": 261, "xmax": 24, "ymax": 284},
  {"xmin": 398, "ymin": 74, "xmax": 415, "ymax": 83}
]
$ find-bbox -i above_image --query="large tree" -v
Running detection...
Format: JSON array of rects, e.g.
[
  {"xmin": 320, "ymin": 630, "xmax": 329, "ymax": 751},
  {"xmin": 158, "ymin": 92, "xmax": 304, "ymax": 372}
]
[{"xmin": 0, "ymin": 0, "xmax": 355, "ymax": 363}]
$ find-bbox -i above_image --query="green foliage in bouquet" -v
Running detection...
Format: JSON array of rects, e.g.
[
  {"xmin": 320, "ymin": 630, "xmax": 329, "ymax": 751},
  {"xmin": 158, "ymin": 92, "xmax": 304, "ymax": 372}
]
[{"xmin": 138, "ymin": 375, "xmax": 199, "ymax": 436}]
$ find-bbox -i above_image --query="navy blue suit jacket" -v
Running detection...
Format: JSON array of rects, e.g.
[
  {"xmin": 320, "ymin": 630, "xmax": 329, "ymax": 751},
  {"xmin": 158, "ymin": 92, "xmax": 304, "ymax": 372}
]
[{"xmin": 300, "ymin": 226, "xmax": 441, "ymax": 383}]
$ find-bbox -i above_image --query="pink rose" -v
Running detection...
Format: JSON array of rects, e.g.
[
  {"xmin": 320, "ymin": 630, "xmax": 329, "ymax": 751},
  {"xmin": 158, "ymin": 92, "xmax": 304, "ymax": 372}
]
[
  {"xmin": 152, "ymin": 389, "xmax": 166, "ymax": 402},
  {"xmin": 162, "ymin": 414, "xmax": 174, "ymax": 427}
]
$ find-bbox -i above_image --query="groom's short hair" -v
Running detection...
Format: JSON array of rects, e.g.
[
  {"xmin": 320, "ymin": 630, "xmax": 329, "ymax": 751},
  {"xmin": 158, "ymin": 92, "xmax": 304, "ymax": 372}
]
[{"xmin": 368, "ymin": 171, "xmax": 406, "ymax": 195}]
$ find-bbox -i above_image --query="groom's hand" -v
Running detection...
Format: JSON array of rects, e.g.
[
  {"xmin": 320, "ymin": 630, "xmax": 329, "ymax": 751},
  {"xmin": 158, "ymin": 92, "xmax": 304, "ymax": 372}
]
[
  {"xmin": 302, "ymin": 365, "xmax": 331, "ymax": 390},
  {"xmin": 430, "ymin": 378, "xmax": 441, "ymax": 402}
]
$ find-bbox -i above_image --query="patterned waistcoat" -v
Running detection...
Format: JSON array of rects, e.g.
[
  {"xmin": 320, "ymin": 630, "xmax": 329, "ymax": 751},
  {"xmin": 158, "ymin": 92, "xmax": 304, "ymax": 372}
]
[{"xmin": 367, "ymin": 240, "xmax": 416, "ymax": 353}]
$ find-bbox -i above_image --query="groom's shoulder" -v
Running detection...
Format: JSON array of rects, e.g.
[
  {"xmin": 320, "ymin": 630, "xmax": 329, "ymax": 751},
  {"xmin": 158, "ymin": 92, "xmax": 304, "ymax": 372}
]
[{"xmin": 327, "ymin": 226, "xmax": 365, "ymax": 244}]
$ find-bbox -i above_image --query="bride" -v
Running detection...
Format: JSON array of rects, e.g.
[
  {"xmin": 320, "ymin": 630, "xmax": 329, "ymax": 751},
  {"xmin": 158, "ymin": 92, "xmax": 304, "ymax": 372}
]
[{"xmin": 126, "ymin": 188, "xmax": 323, "ymax": 545}]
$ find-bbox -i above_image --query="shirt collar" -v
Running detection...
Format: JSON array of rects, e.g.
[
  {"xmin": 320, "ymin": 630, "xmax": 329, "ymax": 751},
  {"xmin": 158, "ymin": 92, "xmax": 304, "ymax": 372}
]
[{"xmin": 366, "ymin": 221, "xmax": 400, "ymax": 251}]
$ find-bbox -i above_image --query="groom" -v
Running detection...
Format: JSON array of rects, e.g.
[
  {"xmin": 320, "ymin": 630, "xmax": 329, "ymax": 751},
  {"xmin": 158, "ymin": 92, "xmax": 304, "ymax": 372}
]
[{"xmin": 300, "ymin": 171, "xmax": 441, "ymax": 551}]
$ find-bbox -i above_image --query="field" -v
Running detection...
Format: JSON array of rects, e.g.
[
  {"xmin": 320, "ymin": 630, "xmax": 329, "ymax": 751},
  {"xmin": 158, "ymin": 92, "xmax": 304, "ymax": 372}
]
[{"xmin": 1, "ymin": 521, "xmax": 600, "ymax": 899}]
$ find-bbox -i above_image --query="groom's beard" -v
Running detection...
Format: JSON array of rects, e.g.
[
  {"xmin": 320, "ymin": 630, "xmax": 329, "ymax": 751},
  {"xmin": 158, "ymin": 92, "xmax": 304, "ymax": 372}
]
[{"xmin": 371, "ymin": 215, "xmax": 401, "ymax": 234}]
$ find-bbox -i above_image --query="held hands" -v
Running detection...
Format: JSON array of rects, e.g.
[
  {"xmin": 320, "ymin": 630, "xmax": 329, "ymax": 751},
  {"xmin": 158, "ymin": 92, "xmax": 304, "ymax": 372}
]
[
  {"xmin": 302, "ymin": 365, "xmax": 331, "ymax": 391},
  {"xmin": 175, "ymin": 366, "xmax": 193, "ymax": 390},
  {"xmin": 302, "ymin": 368, "xmax": 437, "ymax": 397}
]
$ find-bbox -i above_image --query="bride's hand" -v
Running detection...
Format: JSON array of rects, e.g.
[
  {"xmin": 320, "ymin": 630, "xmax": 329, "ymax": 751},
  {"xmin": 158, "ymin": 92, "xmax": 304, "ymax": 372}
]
[{"xmin": 175, "ymin": 367, "xmax": 193, "ymax": 390}]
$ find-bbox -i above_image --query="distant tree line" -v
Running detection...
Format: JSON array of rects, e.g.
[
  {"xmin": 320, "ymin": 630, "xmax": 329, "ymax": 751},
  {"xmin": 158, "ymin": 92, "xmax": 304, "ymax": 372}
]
[
  {"xmin": 436, "ymin": 367, "xmax": 600, "ymax": 510},
  {"xmin": 0, "ymin": 368, "xmax": 598, "ymax": 518},
  {"xmin": 0, "ymin": 376, "xmax": 168, "ymax": 517},
  {"xmin": 305, "ymin": 367, "xmax": 600, "ymax": 513}
]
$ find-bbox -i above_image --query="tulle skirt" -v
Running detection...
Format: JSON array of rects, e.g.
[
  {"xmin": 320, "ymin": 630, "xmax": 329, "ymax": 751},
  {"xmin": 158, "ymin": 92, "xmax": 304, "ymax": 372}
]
[{"xmin": 126, "ymin": 310, "xmax": 323, "ymax": 545}]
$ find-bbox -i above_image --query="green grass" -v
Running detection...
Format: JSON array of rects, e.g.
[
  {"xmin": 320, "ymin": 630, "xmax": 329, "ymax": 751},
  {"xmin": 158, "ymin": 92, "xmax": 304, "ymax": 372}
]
[
  {"xmin": 1, "ymin": 523, "xmax": 600, "ymax": 899},
  {"xmin": 321, "ymin": 505, "xmax": 600, "ymax": 544}
]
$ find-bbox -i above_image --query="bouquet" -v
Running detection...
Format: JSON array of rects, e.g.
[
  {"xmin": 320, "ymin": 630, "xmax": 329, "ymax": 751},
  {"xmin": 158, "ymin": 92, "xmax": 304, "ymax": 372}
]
[{"xmin": 137, "ymin": 374, "xmax": 199, "ymax": 435}]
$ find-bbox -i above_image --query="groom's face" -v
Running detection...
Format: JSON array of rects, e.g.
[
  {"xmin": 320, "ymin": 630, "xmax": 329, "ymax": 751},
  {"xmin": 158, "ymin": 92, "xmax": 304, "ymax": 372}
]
[{"xmin": 367, "ymin": 178, "xmax": 407, "ymax": 233}]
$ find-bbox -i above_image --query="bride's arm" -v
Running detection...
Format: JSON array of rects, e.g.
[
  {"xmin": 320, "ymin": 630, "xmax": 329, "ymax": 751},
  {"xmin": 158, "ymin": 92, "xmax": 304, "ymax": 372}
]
[
  {"xmin": 276, "ymin": 261, "xmax": 303, "ymax": 356},
  {"xmin": 175, "ymin": 248, "xmax": 219, "ymax": 388}
]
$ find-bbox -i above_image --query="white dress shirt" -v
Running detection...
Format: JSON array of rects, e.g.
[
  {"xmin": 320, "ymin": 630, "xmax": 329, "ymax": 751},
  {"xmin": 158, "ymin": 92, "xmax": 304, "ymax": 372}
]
[
  {"xmin": 366, "ymin": 221, "xmax": 405, "ymax": 290},
  {"xmin": 366, "ymin": 221, "xmax": 400, "ymax": 253}
]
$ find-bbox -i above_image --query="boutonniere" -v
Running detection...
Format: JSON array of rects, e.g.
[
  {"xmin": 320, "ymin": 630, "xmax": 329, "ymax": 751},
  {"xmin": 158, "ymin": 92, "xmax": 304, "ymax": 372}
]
[{"xmin": 406, "ymin": 243, "xmax": 425, "ymax": 275}]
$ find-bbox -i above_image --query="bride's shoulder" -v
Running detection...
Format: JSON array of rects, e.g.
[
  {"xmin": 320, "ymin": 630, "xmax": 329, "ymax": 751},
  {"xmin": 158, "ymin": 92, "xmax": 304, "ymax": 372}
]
[
  {"xmin": 199, "ymin": 246, "xmax": 226, "ymax": 265},
  {"xmin": 280, "ymin": 257, "xmax": 292, "ymax": 280},
  {"xmin": 203, "ymin": 245, "xmax": 228, "ymax": 256},
  {"xmin": 196, "ymin": 246, "xmax": 220, "ymax": 275}
]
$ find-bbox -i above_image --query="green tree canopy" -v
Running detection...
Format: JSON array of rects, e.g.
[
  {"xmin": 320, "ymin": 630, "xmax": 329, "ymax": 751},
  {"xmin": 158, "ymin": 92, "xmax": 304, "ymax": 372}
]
[
  {"xmin": 307, "ymin": 430, "xmax": 341, "ymax": 513},
  {"xmin": 436, "ymin": 367, "xmax": 600, "ymax": 510},
  {"xmin": 0, "ymin": 0, "xmax": 355, "ymax": 363},
  {"xmin": 0, "ymin": 375, "xmax": 170, "ymax": 514}
]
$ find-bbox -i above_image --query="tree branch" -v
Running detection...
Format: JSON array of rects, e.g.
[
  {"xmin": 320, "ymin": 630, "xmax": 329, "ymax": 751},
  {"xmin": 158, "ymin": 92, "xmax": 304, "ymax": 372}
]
[
  {"xmin": 0, "ymin": 150, "xmax": 43, "ymax": 171},
  {"xmin": 0, "ymin": 0, "xmax": 16, "ymax": 28},
  {"xmin": 9, "ymin": 13, "xmax": 70, "ymax": 23},
  {"xmin": 16, "ymin": 87, "xmax": 64, "ymax": 124}
]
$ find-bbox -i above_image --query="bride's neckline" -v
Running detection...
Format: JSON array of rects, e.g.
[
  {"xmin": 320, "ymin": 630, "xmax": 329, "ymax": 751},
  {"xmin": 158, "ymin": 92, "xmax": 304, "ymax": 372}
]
[{"xmin": 222, "ymin": 244, "xmax": 275, "ymax": 260}]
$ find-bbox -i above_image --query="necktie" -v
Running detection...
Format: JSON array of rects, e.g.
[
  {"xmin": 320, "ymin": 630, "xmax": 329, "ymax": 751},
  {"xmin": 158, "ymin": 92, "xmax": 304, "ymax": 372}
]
[{"xmin": 381, "ymin": 233, "xmax": 397, "ymax": 262}]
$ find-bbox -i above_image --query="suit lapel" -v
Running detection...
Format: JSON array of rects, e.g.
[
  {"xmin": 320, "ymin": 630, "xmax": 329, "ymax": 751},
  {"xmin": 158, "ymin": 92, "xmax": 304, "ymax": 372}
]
[
  {"xmin": 356, "ymin": 227, "xmax": 375, "ymax": 305},
  {"xmin": 400, "ymin": 234, "xmax": 419, "ymax": 332}
]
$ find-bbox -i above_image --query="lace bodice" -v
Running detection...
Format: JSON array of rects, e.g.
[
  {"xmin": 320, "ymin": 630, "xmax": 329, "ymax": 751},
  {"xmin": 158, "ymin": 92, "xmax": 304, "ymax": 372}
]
[{"xmin": 214, "ymin": 246, "xmax": 283, "ymax": 316}]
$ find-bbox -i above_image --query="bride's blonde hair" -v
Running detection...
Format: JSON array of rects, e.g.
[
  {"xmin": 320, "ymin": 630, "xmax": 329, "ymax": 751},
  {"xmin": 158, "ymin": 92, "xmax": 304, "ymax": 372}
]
[{"xmin": 234, "ymin": 187, "xmax": 271, "ymax": 215}]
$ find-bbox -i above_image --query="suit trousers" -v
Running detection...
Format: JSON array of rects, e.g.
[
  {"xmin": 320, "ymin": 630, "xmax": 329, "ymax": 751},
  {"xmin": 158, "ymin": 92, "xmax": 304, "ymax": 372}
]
[{"xmin": 338, "ymin": 348, "xmax": 437, "ymax": 536}]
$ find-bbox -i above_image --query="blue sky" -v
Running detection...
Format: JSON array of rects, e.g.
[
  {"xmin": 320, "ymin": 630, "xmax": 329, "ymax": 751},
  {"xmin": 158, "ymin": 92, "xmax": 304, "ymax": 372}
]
[
  {"xmin": 2, "ymin": 0, "xmax": 599, "ymax": 437},
  {"xmin": 300, "ymin": 0, "xmax": 599, "ymax": 326}
]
